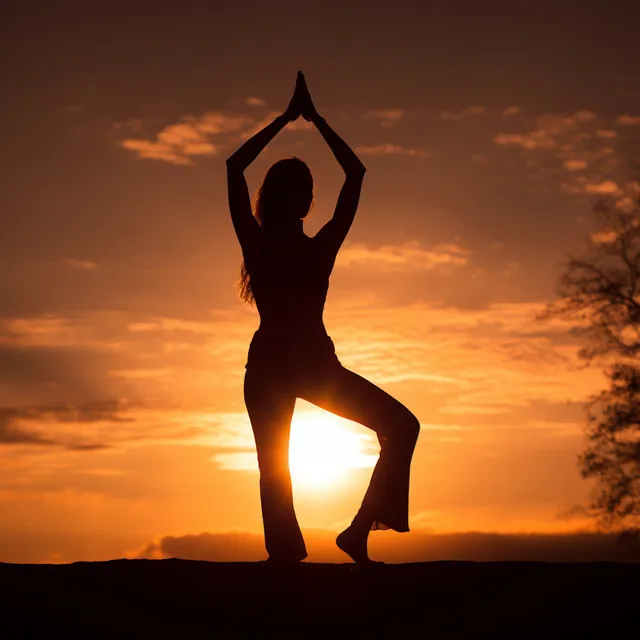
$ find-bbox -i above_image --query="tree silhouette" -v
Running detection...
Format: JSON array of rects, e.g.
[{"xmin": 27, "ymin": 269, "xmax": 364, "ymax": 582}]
[{"xmin": 543, "ymin": 180, "xmax": 640, "ymax": 528}]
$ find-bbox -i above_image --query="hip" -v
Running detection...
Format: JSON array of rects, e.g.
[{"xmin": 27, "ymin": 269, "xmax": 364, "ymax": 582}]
[{"xmin": 245, "ymin": 330, "xmax": 339, "ymax": 371}]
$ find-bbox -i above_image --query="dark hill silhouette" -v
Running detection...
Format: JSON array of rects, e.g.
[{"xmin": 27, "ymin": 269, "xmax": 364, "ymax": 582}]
[{"xmin": 2, "ymin": 560, "xmax": 639, "ymax": 631}]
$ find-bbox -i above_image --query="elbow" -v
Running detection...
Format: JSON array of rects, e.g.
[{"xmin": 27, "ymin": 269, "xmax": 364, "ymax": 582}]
[
  {"xmin": 226, "ymin": 155, "xmax": 244, "ymax": 172},
  {"xmin": 349, "ymin": 163, "xmax": 366, "ymax": 179}
]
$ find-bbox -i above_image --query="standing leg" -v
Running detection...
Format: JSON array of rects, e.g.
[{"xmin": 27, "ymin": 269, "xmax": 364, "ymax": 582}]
[
  {"xmin": 244, "ymin": 366, "xmax": 307, "ymax": 563},
  {"xmin": 299, "ymin": 364, "xmax": 420, "ymax": 563}
]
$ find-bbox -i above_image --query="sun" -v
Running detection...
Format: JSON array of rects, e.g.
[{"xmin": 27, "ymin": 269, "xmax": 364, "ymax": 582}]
[{"xmin": 288, "ymin": 411, "xmax": 378, "ymax": 490}]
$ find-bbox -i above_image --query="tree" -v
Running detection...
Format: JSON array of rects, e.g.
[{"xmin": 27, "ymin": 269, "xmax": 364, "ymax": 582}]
[{"xmin": 543, "ymin": 182, "xmax": 640, "ymax": 528}]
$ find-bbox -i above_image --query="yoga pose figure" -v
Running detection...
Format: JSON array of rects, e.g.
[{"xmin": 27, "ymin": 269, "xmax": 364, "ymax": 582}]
[{"xmin": 226, "ymin": 72, "xmax": 420, "ymax": 564}]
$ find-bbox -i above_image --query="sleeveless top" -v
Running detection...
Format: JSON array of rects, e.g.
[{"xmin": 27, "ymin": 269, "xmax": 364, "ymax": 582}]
[{"xmin": 245, "ymin": 233, "xmax": 338, "ymax": 370}]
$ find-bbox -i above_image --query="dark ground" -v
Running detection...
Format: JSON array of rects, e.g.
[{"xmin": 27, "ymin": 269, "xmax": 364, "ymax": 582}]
[{"xmin": 1, "ymin": 559, "xmax": 638, "ymax": 632}]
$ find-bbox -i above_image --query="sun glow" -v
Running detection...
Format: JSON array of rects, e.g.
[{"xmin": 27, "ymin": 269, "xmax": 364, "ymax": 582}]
[{"xmin": 288, "ymin": 412, "xmax": 378, "ymax": 489}]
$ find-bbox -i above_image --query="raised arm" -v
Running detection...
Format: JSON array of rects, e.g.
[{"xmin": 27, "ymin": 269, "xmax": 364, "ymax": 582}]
[
  {"xmin": 226, "ymin": 74, "xmax": 303, "ymax": 253},
  {"xmin": 299, "ymin": 74, "xmax": 366, "ymax": 259}
]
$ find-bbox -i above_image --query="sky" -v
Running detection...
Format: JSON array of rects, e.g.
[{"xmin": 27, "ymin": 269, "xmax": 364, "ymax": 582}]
[{"xmin": 1, "ymin": 1, "xmax": 640, "ymax": 563}]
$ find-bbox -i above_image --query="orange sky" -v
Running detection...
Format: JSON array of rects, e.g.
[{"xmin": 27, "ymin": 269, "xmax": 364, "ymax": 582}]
[{"xmin": 1, "ymin": 1, "xmax": 640, "ymax": 563}]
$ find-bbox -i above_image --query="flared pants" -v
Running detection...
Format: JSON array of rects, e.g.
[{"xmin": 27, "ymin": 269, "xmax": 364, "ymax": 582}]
[{"xmin": 244, "ymin": 333, "xmax": 420, "ymax": 561}]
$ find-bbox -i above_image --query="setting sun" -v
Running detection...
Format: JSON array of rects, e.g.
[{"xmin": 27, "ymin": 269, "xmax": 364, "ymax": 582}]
[{"xmin": 288, "ymin": 412, "xmax": 378, "ymax": 489}]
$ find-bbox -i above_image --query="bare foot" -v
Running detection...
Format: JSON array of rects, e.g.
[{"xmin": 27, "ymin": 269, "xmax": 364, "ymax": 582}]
[{"xmin": 336, "ymin": 528, "xmax": 384, "ymax": 565}]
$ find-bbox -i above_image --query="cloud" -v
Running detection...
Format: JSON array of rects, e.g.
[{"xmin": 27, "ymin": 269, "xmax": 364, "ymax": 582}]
[
  {"xmin": 1, "ymin": 315, "xmax": 76, "ymax": 348},
  {"xmin": 0, "ymin": 398, "xmax": 218, "ymax": 451},
  {"xmin": 119, "ymin": 111, "xmax": 253, "ymax": 165},
  {"xmin": 119, "ymin": 139, "xmax": 195, "ymax": 165},
  {"xmin": 237, "ymin": 110, "xmax": 314, "ymax": 139},
  {"xmin": 245, "ymin": 97, "xmax": 266, "ymax": 107},
  {"xmin": 585, "ymin": 180, "xmax": 619, "ymax": 194},
  {"xmin": 283, "ymin": 118, "xmax": 314, "ymax": 132},
  {"xmin": 64, "ymin": 258, "xmax": 98, "ymax": 271},
  {"xmin": 134, "ymin": 529, "xmax": 640, "ymax": 563},
  {"xmin": 494, "ymin": 131, "xmax": 556, "ymax": 150},
  {"xmin": 0, "ymin": 294, "xmax": 600, "ymax": 459},
  {"xmin": 440, "ymin": 106, "xmax": 486, "ymax": 120},
  {"xmin": 494, "ymin": 110, "xmax": 597, "ymax": 150},
  {"xmin": 596, "ymin": 129, "xmax": 617, "ymax": 139},
  {"xmin": 563, "ymin": 159, "xmax": 587, "ymax": 171},
  {"xmin": 321, "ymin": 298, "xmax": 601, "ymax": 412},
  {"xmin": 502, "ymin": 106, "xmax": 520, "ymax": 116},
  {"xmin": 364, "ymin": 108, "xmax": 405, "ymax": 127},
  {"xmin": 493, "ymin": 110, "xmax": 631, "ymax": 195},
  {"xmin": 0, "ymin": 410, "xmax": 56, "ymax": 445},
  {"xmin": 0, "ymin": 297, "xmax": 612, "ymax": 549},
  {"xmin": 355, "ymin": 143, "xmax": 428, "ymax": 158},
  {"xmin": 590, "ymin": 229, "xmax": 619, "ymax": 244},
  {"xmin": 0, "ymin": 401, "xmax": 128, "ymax": 449},
  {"xmin": 1, "ymin": 292, "xmax": 597, "ymax": 425},
  {"xmin": 336, "ymin": 241, "xmax": 469, "ymax": 271},
  {"xmin": 617, "ymin": 114, "xmax": 640, "ymax": 126},
  {"xmin": 136, "ymin": 531, "xmax": 266, "ymax": 561},
  {"xmin": 0, "ymin": 343, "xmax": 119, "ymax": 406}
]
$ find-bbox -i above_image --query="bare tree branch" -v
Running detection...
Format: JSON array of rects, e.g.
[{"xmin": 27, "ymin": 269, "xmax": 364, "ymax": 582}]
[{"xmin": 543, "ymin": 184, "xmax": 640, "ymax": 529}]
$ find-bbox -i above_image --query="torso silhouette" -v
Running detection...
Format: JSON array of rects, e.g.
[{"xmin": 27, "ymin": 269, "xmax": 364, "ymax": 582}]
[{"xmin": 245, "ymin": 232, "xmax": 337, "ymax": 367}]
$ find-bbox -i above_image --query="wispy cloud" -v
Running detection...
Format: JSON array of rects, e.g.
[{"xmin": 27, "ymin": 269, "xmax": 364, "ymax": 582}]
[
  {"xmin": 493, "ymin": 131, "xmax": 556, "ymax": 150},
  {"xmin": 245, "ymin": 97, "xmax": 266, "ymax": 107},
  {"xmin": 492, "ymin": 109, "xmax": 634, "ymax": 196},
  {"xmin": 590, "ymin": 229, "xmax": 619, "ymax": 244},
  {"xmin": 119, "ymin": 111, "xmax": 252, "ymax": 165},
  {"xmin": 239, "ymin": 110, "xmax": 313, "ymax": 139},
  {"xmin": 355, "ymin": 143, "xmax": 428, "ymax": 158},
  {"xmin": 617, "ymin": 114, "xmax": 640, "ymax": 126},
  {"xmin": 0, "ymin": 293, "xmax": 602, "ymax": 461},
  {"xmin": 0, "ymin": 295, "xmax": 606, "ymax": 553},
  {"xmin": 563, "ymin": 159, "xmax": 587, "ymax": 171},
  {"xmin": 0, "ymin": 410, "xmax": 56, "ymax": 445},
  {"xmin": 337, "ymin": 241, "xmax": 469, "ymax": 271},
  {"xmin": 494, "ymin": 110, "xmax": 597, "ymax": 150},
  {"xmin": 364, "ymin": 108, "xmax": 405, "ymax": 127},
  {"xmin": 440, "ymin": 106, "xmax": 486, "ymax": 120},
  {"xmin": 502, "ymin": 106, "xmax": 520, "ymax": 117},
  {"xmin": 119, "ymin": 138, "xmax": 212, "ymax": 165},
  {"xmin": 0, "ymin": 401, "xmax": 127, "ymax": 450},
  {"xmin": 584, "ymin": 180, "xmax": 619, "ymax": 194},
  {"xmin": 64, "ymin": 258, "xmax": 98, "ymax": 271}
]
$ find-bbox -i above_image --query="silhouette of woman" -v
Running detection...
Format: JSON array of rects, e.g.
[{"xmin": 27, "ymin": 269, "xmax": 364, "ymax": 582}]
[{"xmin": 226, "ymin": 72, "xmax": 420, "ymax": 565}]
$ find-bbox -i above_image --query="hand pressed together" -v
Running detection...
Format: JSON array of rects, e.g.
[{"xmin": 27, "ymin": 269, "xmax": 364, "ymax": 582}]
[{"xmin": 283, "ymin": 71, "xmax": 320, "ymax": 123}]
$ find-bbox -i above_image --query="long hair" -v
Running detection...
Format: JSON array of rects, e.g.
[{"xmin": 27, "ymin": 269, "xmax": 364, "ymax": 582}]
[{"xmin": 237, "ymin": 157, "xmax": 314, "ymax": 304}]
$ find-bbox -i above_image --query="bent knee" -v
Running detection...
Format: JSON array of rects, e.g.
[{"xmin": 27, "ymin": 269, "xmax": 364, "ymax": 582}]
[
  {"xmin": 381, "ymin": 409, "xmax": 420, "ymax": 447},
  {"xmin": 404, "ymin": 413, "xmax": 421, "ymax": 443},
  {"xmin": 393, "ymin": 411, "xmax": 420, "ymax": 446}
]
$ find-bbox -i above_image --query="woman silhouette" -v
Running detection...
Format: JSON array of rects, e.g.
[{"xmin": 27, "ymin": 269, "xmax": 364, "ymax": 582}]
[{"xmin": 226, "ymin": 72, "xmax": 419, "ymax": 565}]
